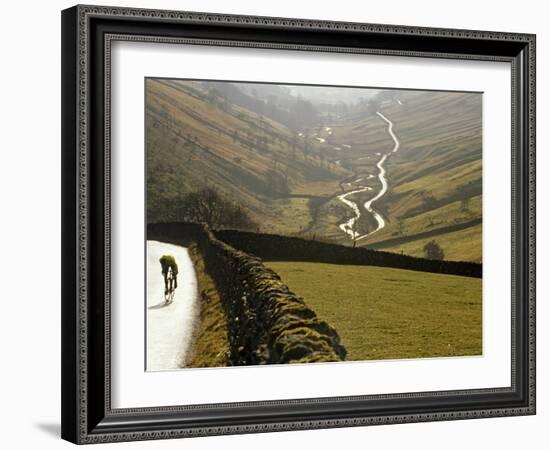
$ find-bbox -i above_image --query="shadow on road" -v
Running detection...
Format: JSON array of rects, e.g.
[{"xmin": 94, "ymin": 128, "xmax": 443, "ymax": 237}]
[{"xmin": 148, "ymin": 300, "xmax": 173, "ymax": 310}]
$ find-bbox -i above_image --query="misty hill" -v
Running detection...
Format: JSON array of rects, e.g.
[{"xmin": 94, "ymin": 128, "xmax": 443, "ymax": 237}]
[
  {"xmin": 146, "ymin": 79, "xmax": 482, "ymax": 262},
  {"xmin": 318, "ymin": 90, "xmax": 482, "ymax": 262},
  {"xmin": 146, "ymin": 79, "xmax": 347, "ymax": 235}
]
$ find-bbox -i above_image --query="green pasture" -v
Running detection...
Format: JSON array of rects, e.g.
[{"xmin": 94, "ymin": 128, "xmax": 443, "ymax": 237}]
[{"xmin": 266, "ymin": 261, "xmax": 482, "ymax": 362}]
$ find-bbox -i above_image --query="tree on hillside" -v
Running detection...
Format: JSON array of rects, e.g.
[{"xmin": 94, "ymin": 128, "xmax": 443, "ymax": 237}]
[
  {"xmin": 397, "ymin": 219, "xmax": 405, "ymax": 236},
  {"xmin": 207, "ymin": 87, "xmax": 220, "ymax": 106},
  {"xmin": 185, "ymin": 135, "xmax": 199, "ymax": 163},
  {"xmin": 319, "ymin": 151, "xmax": 326, "ymax": 168},
  {"xmin": 290, "ymin": 98, "xmax": 318, "ymax": 129},
  {"xmin": 265, "ymin": 169, "xmax": 290, "ymax": 195},
  {"xmin": 423, "ymin": 240, "xmax": 445, "ymax": 260},
  {"xmin": 460, "ymin": 197, "xmax": 471, "ymax": 212},
  {"xmin": 176, "ymin": 187, "xmax": 257, "ymax": 230},
  {"xmin": 421, "ymin": 190, "xmax": 437, "ymax": 209},
  {"xmin": 290, "ymin": 130, "xmax": 298, "ymax": 158},
  {"xmin": 302, "ymin": 131, "xmax": 312, "ymax": 158}
]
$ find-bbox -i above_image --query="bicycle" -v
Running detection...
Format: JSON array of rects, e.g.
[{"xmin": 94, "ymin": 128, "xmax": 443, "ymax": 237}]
[{"xmin": 164, "ymin": 267, "xmax": 176, "ymax": 304}]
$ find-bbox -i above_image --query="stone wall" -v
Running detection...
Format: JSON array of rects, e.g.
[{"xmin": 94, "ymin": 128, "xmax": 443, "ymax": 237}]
[
  {"xmin": 214, "ymin": 229, "xmax": 482, "ymax": 278},
  {"xmin": 148, "ymin": 222, "xmax": 347, "ymax": 365}
]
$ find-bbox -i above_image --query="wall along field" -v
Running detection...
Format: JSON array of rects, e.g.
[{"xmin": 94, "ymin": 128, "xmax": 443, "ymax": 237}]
[{"xmin": 146, "ymin": 78, "xmax": 483, "ymax": 368}]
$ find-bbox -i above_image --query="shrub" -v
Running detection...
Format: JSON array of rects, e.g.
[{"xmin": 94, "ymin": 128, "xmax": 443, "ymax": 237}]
[{"xmin": 423, "ymin": 240, "xmax": 445, "ymax": 260}]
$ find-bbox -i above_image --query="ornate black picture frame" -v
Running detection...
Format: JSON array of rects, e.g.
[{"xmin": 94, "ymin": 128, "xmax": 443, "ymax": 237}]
[{"xmin": 61, "ymin": 4, "xmax": 536, "ymax": 444}]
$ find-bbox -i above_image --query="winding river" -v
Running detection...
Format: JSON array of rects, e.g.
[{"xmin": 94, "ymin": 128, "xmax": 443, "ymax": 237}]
[{"xmin": 337, "ymin": 111, "xmax": 400, "ymax": 240}]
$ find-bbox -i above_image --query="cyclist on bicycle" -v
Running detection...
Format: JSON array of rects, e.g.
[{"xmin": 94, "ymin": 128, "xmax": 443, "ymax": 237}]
[{"xmin": 159, "ymin": 255, "xmax": 178, "ymax": 295}]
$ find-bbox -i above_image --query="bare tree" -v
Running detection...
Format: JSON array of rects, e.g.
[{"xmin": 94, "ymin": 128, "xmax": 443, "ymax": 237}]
[
  {"xmin": 177, "ymin": 187, "xmax": 257, "ymax": 230},
  {"xmin": 302, "ymin": 131, "xmax": 311, "ymax": 158},
  {"xmin": 265, "ymin": 169, "xmax": 290, "ymax": 195},
  {"xmin": 290, "ymin": 130, "xmax": 298, "ymax": 159},
  {"xmin": 421, "ymin": 190, "xmax": 437, "ymax": 209},
  {"xmin": 460, "ymin": 197, "xmax": 471, "ymax": 212},
  {"xmin": 397, "ymin": 219, "xmax": 405, "ymax": 235}
]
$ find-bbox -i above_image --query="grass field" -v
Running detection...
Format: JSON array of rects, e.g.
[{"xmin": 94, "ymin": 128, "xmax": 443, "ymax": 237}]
[
  {"xmin": 185, "ymin": 244, "xmax": 230, "ymax": 368},
  {"xmin": 382, "ymin": 223, "xmax": 483, "ymax": 263},
  {"xmin": 266, "ymin": 261, "xmax": 482, "ymax": 361},
  {"xmin": 365, "ymin": 195, "xmax": 482, "ymax": 263}
]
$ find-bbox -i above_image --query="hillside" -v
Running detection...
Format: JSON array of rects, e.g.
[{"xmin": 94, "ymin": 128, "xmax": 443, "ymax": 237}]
[
  {"xmin": 146, "ymin": 79, "xmax": 346, "ymax": 234},
  {"xmin": 146, "ymin": 80, "xmax": 482, "ymax": 262},
  {"xmin": 300, "ymin": 90, "xmax": 482, "ymax": 261},
  {"xmin": 328, "ymin": 91, "xmax": 482, "ymax": 262}
]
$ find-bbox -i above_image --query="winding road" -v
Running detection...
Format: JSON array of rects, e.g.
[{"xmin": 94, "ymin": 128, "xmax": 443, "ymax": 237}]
[
  {"xmin": 146, "ymin": 240, "xmax": 199, "ymax": 371},
  {"xmin": 336, "ymin": 111, "xmax": 400, "ymax": 240}
]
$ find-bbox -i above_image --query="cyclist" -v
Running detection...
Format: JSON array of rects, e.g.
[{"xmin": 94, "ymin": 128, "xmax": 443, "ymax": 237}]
[{"xmin": 159, "ymin": 255, "xmax": 178, "ymax": 295}]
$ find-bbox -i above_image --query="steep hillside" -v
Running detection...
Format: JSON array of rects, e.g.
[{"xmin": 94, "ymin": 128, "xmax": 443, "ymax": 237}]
[
  {"xmin": 307, "ymin": 90, "xmax": 482, "ymax": 261},
  {"xmin": 371, "ymin": 92, "xmax": 482, "ymax": 262},
  {"xmin": 146, "ymin": 79, "xmax": 346, "ymax": 234},
  {"xmin": 146, "ymin": 79, "xmax": 482, "ymax": 262}
]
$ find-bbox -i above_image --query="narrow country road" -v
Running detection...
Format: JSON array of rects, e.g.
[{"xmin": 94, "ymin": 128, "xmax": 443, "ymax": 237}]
[
  {"xmin": 338, "ymin": 186, "xmax": 372, "ymax": 238},
  {"xmin": 146, "ymin": 240, "xmax": 199, "ymax": 371},
  {"xmin": 336, "ymin": 110, "xmax": 401, "ymax": 240},
  {"xmin": 356, "ymin": 111, "xmax": 400, "ymax": 240}
]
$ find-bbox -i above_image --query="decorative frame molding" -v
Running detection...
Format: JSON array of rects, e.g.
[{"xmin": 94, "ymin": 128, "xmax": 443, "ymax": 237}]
[{"xmin": 61, "ymin": 4, "xmax": 536, "ymax": 444}]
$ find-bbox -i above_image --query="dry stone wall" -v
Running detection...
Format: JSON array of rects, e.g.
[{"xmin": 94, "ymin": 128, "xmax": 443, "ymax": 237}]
[
  {"xmin": 148, "ymin": 222, "xmax": 347, "ymax": 365},
  {"xmin": 214, "ymin": 229, "xmax": 482, "ymax": 278}
]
